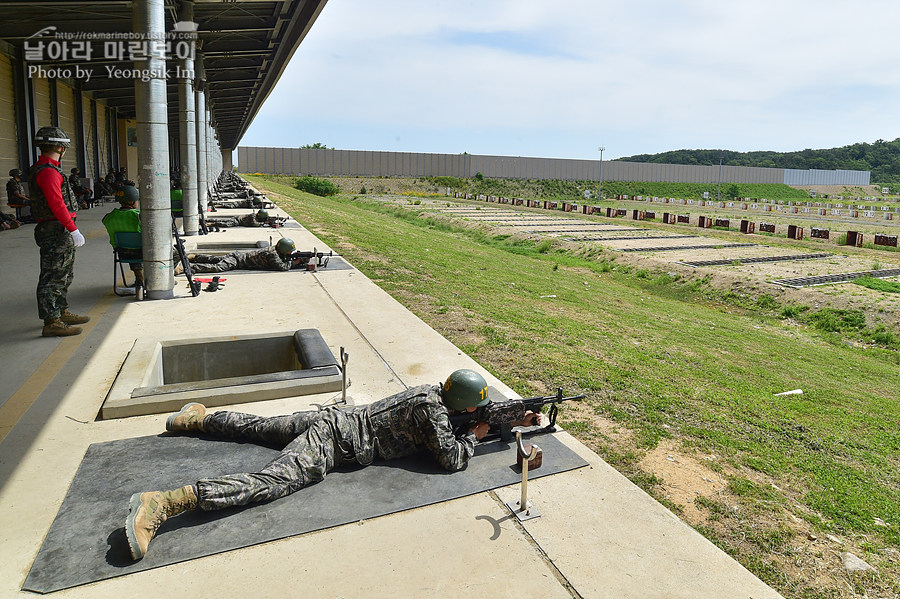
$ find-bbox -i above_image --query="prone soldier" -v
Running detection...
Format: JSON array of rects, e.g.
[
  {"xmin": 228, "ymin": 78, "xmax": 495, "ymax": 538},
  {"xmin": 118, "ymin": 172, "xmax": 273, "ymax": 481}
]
[
  {"xmin": 175, "ymin": 237, "xmax": 306, "ymax": 274},
  {"xmin": 125, "ymin": 369, "xmax": 541, "ymax": 560}
]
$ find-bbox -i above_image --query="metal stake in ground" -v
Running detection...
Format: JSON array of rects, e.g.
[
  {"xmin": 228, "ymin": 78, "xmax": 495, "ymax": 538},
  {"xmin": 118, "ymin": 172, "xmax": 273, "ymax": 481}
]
[
  {"xmin": 340, "ymin": 346, "xmax": 349, "ymax": 404},
  {"xmin": 506, "ymin": 431, "xmax": 541, "ymax": 521}
]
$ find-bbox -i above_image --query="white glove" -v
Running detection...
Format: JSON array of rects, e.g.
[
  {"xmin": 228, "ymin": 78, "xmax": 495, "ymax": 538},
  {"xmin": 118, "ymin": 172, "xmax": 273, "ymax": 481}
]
[{"xmin": 70, "ymin": 229, "xmax": 85, "ymax": 248}]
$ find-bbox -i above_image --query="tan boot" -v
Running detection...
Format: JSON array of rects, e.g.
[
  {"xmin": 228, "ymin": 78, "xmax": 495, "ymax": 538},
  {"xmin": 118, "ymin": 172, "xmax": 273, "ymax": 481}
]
[
  {"xmin": 166, "ymin": 403, "xmax": 207, "ymax": 432},
  {"xmin": 60, "ymin": 309, "xmax": 90, "ymax": 325},
  {"xmin": 174, "ymin": 262, "xmax": 185, "ymax": 275},
  {"xmin": 42, "ymin": 318, "xmax": 82, "ymax": 337},
  {"xmin": 125, "ymin": 485, "xmax": 198, "ymax": 560}
]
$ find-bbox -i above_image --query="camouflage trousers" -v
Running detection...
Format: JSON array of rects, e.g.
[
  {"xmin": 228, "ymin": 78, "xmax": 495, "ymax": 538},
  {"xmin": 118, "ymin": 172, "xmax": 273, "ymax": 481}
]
[
  {"xmin": 195, "ymin": 408, "xmax": 364, "ymax": 511},
  {"xmin": 34, "ymin": 221, "xmax": 75, "ymax": 321},
  {"xmin": 213, "ymin": 198, "xmax": 252, "ymax": 208},
  {"xmin": 188, "ymin": 253, "xmax": 239, "ymax": 274}
]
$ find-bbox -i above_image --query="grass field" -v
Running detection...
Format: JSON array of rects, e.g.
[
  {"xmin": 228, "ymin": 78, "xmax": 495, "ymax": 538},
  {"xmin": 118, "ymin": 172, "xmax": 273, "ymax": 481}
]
[{"xmin": 250, "ymin": 175, "xmax": 900, "ymax": 598}]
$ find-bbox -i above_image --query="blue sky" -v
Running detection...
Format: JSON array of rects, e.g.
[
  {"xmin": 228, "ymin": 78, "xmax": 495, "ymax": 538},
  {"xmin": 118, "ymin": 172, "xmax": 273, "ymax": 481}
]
[{"xmin": 241, "ymin": 0, "xmax": 900, "ymax": 161}]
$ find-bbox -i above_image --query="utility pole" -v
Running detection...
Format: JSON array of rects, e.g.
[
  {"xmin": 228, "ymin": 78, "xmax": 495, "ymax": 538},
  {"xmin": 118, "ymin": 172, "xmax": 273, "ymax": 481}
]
[
  {"xmin": 716, "ymin": 153, "xmax": 723, "ymax": 202},
  {"xmin": 598, "ymin": 146, "xmax": 605, "ymax": 200}
]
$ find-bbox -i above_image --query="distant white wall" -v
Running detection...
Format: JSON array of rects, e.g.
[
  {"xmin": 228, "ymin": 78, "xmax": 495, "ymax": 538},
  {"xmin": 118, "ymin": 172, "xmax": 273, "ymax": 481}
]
[{"xmin": 237, "ymin": 146, "xmax": 870, "ymax": 186}]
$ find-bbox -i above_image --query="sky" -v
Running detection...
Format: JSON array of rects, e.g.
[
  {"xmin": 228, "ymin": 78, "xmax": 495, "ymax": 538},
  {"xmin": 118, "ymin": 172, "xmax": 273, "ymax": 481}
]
[{"xmin": 241, "ymin": 0, "xmax": 900, "ymax": 161}]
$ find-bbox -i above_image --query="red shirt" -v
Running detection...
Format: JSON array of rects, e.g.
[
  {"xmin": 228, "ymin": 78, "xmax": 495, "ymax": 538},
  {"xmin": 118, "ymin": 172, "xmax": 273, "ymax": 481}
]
[{"xmin": 34, "ymin": 155, "xmax": 77, "ymax": 232}]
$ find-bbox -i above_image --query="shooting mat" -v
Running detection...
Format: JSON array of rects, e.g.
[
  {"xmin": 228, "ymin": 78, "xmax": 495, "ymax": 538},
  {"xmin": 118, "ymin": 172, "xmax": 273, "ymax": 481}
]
[{"xmin": 24, "ymin": 431, "xmax": 588, "ymax": 593}]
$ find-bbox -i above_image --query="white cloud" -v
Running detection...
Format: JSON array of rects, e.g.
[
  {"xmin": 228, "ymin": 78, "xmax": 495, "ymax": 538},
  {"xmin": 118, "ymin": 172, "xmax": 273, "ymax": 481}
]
[{"xmin": 245, "ymin": 0, "xmax": 900, "ymax": 158}]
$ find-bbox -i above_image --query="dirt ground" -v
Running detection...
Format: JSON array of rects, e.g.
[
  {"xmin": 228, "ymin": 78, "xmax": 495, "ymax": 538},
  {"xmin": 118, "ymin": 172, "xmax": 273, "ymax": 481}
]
[{"xmin": 793, "ymin": 184, "xmax": 887, "ymax": 199}]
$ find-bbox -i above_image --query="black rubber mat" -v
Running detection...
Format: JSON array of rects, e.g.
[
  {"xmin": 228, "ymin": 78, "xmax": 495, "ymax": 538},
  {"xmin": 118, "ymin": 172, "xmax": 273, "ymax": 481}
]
[{"xmin": 24, "ymin": 430, "xmax": 587, "ymax": 593}]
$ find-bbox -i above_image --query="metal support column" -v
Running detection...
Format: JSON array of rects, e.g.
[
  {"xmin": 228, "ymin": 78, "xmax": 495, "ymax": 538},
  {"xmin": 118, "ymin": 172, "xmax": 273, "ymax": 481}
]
[
  {"xmin": 12, "ymin": 57, "xmax": 35, "ymax": 168},
  {"xmin": 178, "ymin": 0, "xmax": 198, "ymax": 235},
  {"xmin": 91, "ymin": 99, "xmax": 101, "ymax": 182},
  {"xmin": 73, "ymin": 81, "xmax": 87, "ymax": 176},
  {"xmin": 134, "ymin": 0, "xmax": 174, "ymax": 299},
  {"xmin": 49, "ymin": 78, "xmax": 58, "ymax": 127},
  {"xmin": 194, "ymin": 55, "xmax": 208, "ymax": 214}
]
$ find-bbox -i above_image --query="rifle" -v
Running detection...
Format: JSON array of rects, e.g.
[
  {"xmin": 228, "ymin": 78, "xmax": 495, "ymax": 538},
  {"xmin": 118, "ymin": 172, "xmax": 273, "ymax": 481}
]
[
  {"xmin": 448, "ymin": 388, "xmax": 584, "ymax": 441},
  {"xmin": 265, "ymin": 216, "xmax": 287, "ymax": 228},
  {"xmin": 289, "ymin": 249, "xmax": 333, "ymax": 269}
]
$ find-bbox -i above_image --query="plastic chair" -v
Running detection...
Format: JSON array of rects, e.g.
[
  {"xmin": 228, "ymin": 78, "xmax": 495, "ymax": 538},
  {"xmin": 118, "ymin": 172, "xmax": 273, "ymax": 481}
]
[{"xmin": 113, "ymin": 231, "xmax": 143, "ymax": 299}]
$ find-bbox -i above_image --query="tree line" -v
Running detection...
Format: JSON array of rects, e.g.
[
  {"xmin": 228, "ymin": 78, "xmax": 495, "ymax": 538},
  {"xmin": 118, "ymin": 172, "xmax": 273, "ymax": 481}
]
[{"xmin": 617, "ymin": 139, "xmax": 900, "ymax": 186}]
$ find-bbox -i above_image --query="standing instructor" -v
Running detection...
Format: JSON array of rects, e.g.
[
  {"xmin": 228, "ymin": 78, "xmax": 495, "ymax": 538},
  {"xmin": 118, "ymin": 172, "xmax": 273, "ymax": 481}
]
[{"xmin": 29, "ymin": 126, "xmax": 89, "ymax": 337}]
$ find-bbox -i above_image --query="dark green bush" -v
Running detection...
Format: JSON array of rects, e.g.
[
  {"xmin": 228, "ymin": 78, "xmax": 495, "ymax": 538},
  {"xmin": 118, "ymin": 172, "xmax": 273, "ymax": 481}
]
[
  {"xmin": 807, "ymin": 308, "xmax": 866, "ymax": 332},
  {"xmin": 295, "ymin": 175, "xmax": 339, "ymax": 196}
]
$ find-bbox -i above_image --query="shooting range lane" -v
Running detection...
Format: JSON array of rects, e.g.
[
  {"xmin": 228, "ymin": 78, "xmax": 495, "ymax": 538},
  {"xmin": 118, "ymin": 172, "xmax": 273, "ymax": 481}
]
[
  {"xmin": 23, "ymin": 432, "xmax": 587, "ymax": 593},
  {"xmin": 416, "ymin": 196, "xmax": 900, "ymax": 290}
]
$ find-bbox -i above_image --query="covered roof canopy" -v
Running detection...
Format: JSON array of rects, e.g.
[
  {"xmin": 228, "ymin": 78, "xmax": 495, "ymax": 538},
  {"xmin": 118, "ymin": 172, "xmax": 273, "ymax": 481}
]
[{"xmin": 0, "ymin": 0, "xmax": 327, "ymax": 150}]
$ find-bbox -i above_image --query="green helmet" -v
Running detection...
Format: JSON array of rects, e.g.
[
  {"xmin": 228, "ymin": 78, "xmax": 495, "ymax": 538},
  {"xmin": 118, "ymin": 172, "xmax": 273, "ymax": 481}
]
[
  {"xmin": 71, "ymin": 167, "xmax": 80, "ymax": 174},
  {"xmin": 275, "ymin": 237, "xmax": 295, "ymax": 255},
  {"xmin": 442, "ymin": 369, "xmax": 490, "ymax": 411},
  {"xmin": 255, "ymin": 209, "xmax": 269, "ymax": 222},
  {"xmin": 9, "ymin": 168, "xmax": 21, "ymax": 178},
  {"xmin": 116, "ymin": 184, "xmax": 140, "ymax": 204},
  {"xmin": 34, "ymin": 126, "xmax": 71, "ymax": 148}
]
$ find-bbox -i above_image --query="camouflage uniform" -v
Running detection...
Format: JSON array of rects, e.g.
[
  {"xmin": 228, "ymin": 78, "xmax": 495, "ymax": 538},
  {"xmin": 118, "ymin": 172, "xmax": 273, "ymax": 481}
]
[
  {"xmin": 30, "ymin": 160, "xmax": 79, "ymax": 321},
  {"xmin": 207, "ymin": 213, "xmax": 259, "ymax": 228},
  {"xmin": 212, "ymin": 198, "xmax": 257, "ymax": 209},
  {"xmin": 188, "ymin": 246, "xmax": 291, "ymax": 273},
  {"xmin": 195, "ymin": 385, "xmax": 486, "ymax": 510}
]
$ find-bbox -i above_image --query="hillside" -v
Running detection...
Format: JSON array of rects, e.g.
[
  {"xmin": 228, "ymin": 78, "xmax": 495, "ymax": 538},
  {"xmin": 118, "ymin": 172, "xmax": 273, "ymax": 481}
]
[{"xmin": 617, "ymin": 139, "xmax": 900, "ymax": 188}]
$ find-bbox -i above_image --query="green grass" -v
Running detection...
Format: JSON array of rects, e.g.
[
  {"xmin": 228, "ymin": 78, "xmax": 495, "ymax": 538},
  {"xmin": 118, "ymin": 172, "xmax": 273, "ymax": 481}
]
[
  {"xmin": 250, "ymin": 175, "xmax": 900, "ymax": 596},
  {"xmin": 854, "ymin": 276, "xmax": 900, "ymax": 293}
]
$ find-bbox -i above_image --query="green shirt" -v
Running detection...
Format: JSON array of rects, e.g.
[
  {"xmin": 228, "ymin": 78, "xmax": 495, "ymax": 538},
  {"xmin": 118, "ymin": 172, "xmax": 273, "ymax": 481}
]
[{"xmin": 101, "ymin": 207, "xmax": 141, "ymax": 246}]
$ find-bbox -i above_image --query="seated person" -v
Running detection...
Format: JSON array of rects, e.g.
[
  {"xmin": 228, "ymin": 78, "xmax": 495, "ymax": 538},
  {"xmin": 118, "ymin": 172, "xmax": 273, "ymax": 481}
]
[
  {"xmin": 6, "ymin": 168, "xmax": 33, "ymax": 222},
  {"xmin": 68, "ymin": 167, "xmax": 92, "ymax": 209},
  {"xmin": 95, "ymin": 175, "xmax": 114, "ymax": 199},
  {"xmin": 176, "ymin": 237, "xmax": 303, "ymax": 274},
  {"xmin": 102, "ymin": 184, "xmax": 143, "ymax": 288},
  {"xmin": 0, "ymin": 210, "xmax": 20, "ymax": 230},
  {"xmin": 115, "ymin": 166, "xmax": 135, "ymax": 189},
  {"xmin": 208, "ymin": 209, "xmax": 270, "ymax": 228}
]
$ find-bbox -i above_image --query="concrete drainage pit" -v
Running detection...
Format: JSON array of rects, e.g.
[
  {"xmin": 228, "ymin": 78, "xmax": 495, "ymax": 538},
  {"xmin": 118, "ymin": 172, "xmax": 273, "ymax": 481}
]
[
  {"xmin": 191, "ymin": 239, "xmax": 270, "ymax": 254},
  {"xmin": 102, "ymin": 329, "xmax": 344, "ymax": 419}
]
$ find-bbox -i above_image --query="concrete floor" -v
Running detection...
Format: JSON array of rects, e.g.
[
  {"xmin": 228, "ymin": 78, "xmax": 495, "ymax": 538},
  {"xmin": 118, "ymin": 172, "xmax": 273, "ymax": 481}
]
[{"xmin": 0, "ymin": 195, "xmax": 783, "ymax": 598}]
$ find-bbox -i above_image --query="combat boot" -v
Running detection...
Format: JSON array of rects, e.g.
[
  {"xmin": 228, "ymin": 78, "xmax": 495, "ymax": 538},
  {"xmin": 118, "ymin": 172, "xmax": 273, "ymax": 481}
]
[
  {"xmin": 42, "ymin": 318, "xmax": 82, "ymax": 337},
  {"xmin": 60, "ymin": 310, "xmax": 90, "ymax": 325},
  {"xmin": 166, "ymin": 403, "xmax": 207, "ymax": 432},
  {"xmin": 125, "ymin": 485, "xmax": 198, "ymax": 560}
]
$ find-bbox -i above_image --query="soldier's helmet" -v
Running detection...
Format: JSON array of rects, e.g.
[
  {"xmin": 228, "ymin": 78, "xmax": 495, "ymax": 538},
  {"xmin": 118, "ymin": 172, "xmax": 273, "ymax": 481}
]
[
  {"xmin": 442, "ymin": 369, "xmax": 490, "ymax": 411},
  {"xmin": 275, "ymin": 237, "xmax": 295, "ymax": 255},
  {"xmin": 9, "ymin": 168, "xmax": 21, "ymax": 178},
  {"xmin": 34, "ymin": 126, "xmax": 71, "ymax": 148},
  {"xmin": 71, "ymin": 167, "xmax": 79, "ymax": 174},
  {"xmin": 255, "ymin": 209, "xmax": 269, "ymax": 222},
  {"xmin": 116, "ymin": 184, "xmax": 140, "ymax": 204}
]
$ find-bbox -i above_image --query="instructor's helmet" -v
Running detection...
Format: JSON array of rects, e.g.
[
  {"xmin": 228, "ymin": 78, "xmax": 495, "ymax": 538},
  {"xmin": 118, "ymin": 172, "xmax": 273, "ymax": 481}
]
[
  {"xmin": 34, "ymin": 126, "xmax": 71, "ymax": 148},
  {"xmin": 255, "ymin": 209, "xmax": 269, "ymax": 222},
  {"xmin": 9, "ymin": 168, "xmax": 21, "ymax": 178},
  {"xmin": 275, "ymin": 237, "xmax": 295, "ymax": 256},
  {"xmin": 116, "ymin": 184, "xmax": 140, "ymax": 204},
  {"xmin": 442, "ymin": 369, "xmax": 490, "ymax": 411}
]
